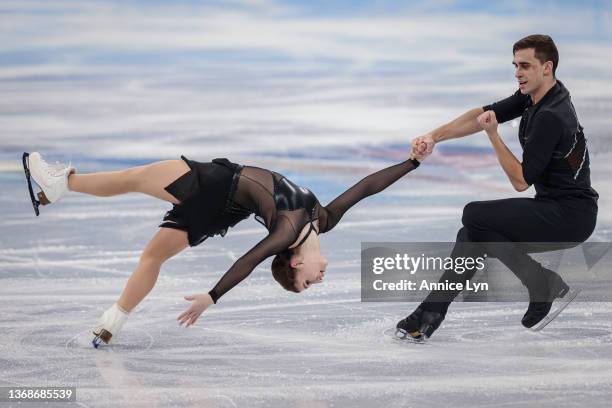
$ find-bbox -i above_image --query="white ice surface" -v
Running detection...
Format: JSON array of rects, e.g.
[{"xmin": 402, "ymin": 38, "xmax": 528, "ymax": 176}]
[{"xmin": 1, "ymin": 155, "xmax": 611, "ymax": 408}]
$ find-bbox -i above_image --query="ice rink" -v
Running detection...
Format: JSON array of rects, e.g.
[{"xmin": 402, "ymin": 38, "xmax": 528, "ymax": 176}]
[
  {"xmin": 2, "ymin": 151, "xmax": 612, "ymax": 407},
  {"xmin": 1, "ymin": 1, "xmax": 612, "ymax": 407}
]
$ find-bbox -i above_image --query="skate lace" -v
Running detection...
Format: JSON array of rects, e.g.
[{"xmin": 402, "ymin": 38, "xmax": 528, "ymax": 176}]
[{"xmin": 43, "ymin": 158, "xmax": 71, "ymax": 177}]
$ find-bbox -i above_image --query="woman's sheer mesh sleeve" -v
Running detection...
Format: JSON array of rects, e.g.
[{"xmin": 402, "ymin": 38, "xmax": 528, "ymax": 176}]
[
  {"xmin": 208, "ymin": 215, "xmax": 299, "ymax": 303},
  {"xmin": 318, "ymin": 158, "xmax": 419, "ymax": 233}
]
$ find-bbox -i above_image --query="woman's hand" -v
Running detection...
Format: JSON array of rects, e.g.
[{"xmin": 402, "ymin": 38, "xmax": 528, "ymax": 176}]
[
  {"xmin": 477, "ymin": 110, "xmax": 499, "ymax": 135},
  {"xmin": 410, "ymin": 133, "xmax": 435, "ymax": 161},
  {"xmin": 177, "ymin": 293, "xmax": 214, "ymax": 327}
]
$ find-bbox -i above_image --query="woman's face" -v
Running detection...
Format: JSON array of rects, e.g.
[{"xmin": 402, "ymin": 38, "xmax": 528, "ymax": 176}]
[{"xmin": 292, "ymin": 248, "xmax": 328, "ymax": 292}]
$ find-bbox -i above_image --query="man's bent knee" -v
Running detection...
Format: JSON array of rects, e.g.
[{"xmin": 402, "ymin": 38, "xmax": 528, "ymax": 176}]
[
  {"xmin": 461, "ymin": 202, "xmax": 481, "ymax": 229},
  {"xmin": 455, "ymin": 226, "xmax": 472, "ymax": 243}
]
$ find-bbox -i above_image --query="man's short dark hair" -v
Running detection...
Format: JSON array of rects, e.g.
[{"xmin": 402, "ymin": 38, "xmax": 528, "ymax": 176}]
[{"xmin": 513, "ymin": 34, "xmax": 559, "ymax": 76}]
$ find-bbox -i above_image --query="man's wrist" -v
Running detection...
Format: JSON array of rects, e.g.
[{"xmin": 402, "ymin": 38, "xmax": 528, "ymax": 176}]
[
  {"xmin": 431, "ymin": 131, "xmax": 443, "ymax": 143},
  {"xmin": 486, "ymin": 129, "xmax": 500, "ymax": 139}
]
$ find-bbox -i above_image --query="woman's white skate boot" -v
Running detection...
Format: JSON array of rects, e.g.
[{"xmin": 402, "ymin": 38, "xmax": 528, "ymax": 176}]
[
  {"xmin": 23, "ymin": 152, "xmax": 75, "ymax": 213},
  {"xmin": 92, "ymin": 303, "xmax": 130, "ymax": 348}
]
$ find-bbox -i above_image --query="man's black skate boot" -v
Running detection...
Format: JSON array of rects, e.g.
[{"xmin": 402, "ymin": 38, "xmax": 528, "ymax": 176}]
[
  {"xmin": 396, "ymin": 305, "xmax": 445, "ymax": 341},
  {"xmin": 522, "ymin": 270, "xmax": 570, "ymax": 328}
]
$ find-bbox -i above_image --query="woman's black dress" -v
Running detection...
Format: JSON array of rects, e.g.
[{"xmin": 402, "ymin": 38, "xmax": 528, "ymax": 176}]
[{"xmin": 160, "ymin": 155, "xmax": 420, "ymax": 303}]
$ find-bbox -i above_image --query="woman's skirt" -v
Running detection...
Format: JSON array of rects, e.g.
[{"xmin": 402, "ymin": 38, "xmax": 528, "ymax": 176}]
[{"xmin": 159, "ymin": 156, "xmax": 251, "ymax": 246}]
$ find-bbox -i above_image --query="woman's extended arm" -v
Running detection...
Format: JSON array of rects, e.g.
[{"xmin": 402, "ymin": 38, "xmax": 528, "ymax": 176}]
[
  {"xmin": 207, "ymin": 217, "xmax": 297, "ymax": 303},
  {"xmin": 177, "ymin": 216, "xmax": 298, "ymax": 326},
  {"xmin": 318, "ymin": 158, "xmax": 419, "ymax": 233}
]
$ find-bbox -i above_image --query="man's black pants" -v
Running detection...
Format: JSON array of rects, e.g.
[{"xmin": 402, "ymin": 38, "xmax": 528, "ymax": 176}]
[{"xmin": 423, "ymin": 197, "xmax": 597, "ymax": 313}]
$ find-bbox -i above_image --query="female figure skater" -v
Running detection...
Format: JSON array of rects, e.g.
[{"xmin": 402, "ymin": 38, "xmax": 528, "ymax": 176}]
[{"xmin": 23, "ymin": 149, "xmax": 424, "ymax": 347}]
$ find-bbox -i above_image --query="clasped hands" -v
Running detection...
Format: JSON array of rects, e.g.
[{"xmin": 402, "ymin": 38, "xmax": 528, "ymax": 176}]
[
  {"xmin": 411, "ymin": 110, "xmax": 499, "ymax": 160},
  {"xmin": 410, "ymin": 133, "xmax": 435, "ymax": 161}
]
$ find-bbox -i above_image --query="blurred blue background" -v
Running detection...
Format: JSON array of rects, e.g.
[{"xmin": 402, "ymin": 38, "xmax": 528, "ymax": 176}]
[{"xmin": 1, "ymin": 0, "xmax": 611, "ymax": 231}]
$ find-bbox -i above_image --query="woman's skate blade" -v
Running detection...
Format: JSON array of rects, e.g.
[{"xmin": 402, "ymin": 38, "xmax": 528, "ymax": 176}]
[
  {"xmin": 22, "ymin": 152, "xmax": 42, "ymax": 216},
  {"xmin": 92, "ymin": 329, "xmax": 113, "ymax": 348},
  {"xmin": 22, "ymin": 152, "xmax": 55, "ymax": 216}
]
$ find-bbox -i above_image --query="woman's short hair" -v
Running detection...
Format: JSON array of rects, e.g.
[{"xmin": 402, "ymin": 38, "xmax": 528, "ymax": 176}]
[{"xmin": 271, "ymin": 249, "xmax": 299, "ymax": 293}]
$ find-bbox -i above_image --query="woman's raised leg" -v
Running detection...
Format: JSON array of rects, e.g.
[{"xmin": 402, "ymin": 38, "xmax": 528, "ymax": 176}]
[{"xmin": 68, "ymin": 159, "xmax": 191, "ymax": 204}]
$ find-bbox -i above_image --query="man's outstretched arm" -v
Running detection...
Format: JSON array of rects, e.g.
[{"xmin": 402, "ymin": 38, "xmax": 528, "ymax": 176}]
[
  {"xmin": 412, "ymin": 107, "xmax": 484, "ymax": 158},
  {"xmin": 430, "ymin": 107, "xmax": 485, "ymax": 142},
  {"xmin": 412, "ymin": 90, "xmax": 527, "ymax": 159}
]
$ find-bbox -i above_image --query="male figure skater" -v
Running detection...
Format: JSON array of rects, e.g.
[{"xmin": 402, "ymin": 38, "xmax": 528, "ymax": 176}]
[{"xmin": 397, "ymin": 34, "xmax": 598, "ymax": 340}]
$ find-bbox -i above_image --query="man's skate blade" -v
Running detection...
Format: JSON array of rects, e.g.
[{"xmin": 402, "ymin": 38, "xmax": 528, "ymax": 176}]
[
  {"xmin": 383, "ymin": 327, "xmax": 428, "ymax": 344},
  {"xmin": 530, "ymin": 288, "xmax": 581, "ymax": 332},
  {"xmin": 22, "ymin": 152, "xmax": 40, "ymax": 216}
]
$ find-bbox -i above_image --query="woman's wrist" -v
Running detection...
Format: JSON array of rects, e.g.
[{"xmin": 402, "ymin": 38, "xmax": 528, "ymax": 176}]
[
  {"xmin": 408, "ymin": 157, "xmax": 420, "ymax": 167},
  {"xmin": 207, "ymin": 290, "xmax": 218, "ymax": 304}
]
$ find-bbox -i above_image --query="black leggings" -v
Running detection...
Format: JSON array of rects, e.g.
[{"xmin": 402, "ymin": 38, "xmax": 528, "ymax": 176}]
[{"xmin": 423, "ymin": 197, "xmax": 597, "ymax": 312}]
